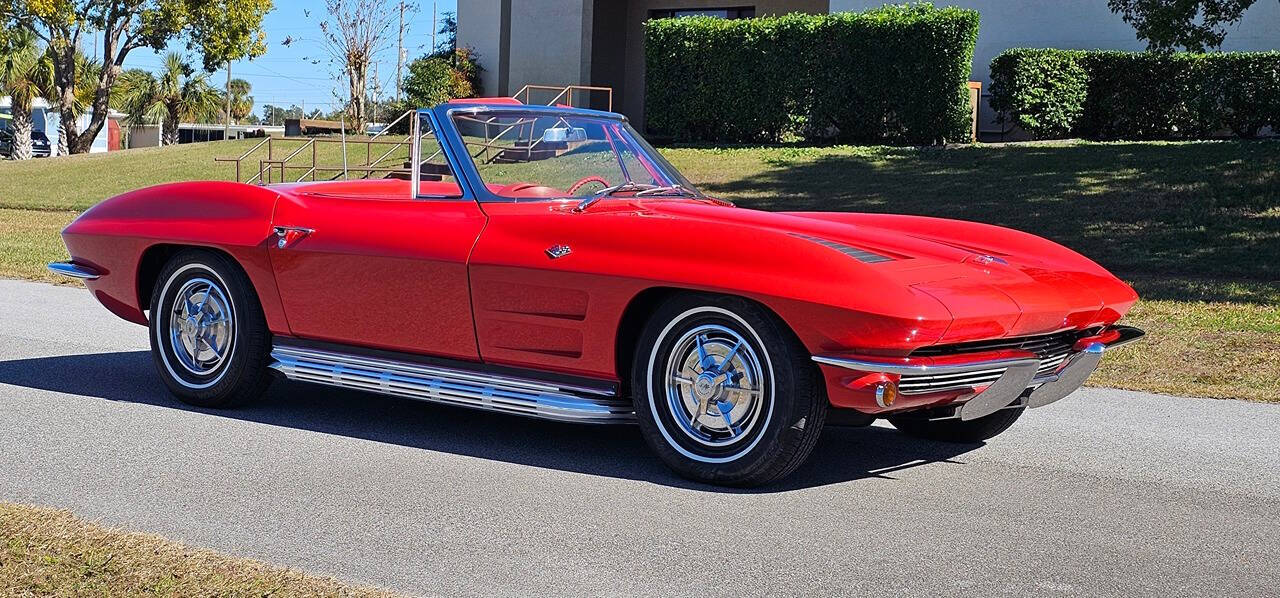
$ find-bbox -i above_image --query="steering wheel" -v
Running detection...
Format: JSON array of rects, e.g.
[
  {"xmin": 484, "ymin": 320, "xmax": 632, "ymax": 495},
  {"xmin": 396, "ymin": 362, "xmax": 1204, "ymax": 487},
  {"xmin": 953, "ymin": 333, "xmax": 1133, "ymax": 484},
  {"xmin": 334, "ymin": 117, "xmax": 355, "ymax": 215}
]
[{"xmin": 567, "ymin": 175, "xmax": 611, "ymax": 195}]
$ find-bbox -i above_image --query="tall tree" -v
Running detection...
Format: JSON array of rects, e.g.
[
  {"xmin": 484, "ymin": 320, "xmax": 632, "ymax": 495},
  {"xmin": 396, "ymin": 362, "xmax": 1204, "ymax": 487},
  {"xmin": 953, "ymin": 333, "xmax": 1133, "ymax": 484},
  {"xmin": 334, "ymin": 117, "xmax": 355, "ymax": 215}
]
[
  {"xmin": 115, "ymin": 52, "xmax": 222, "ymax": 145},
  {"xmin": 291, "ymin": 0, "xmax": 395, "ymax": 129},
  {"xmin": 434, "ymin": 10, "xmax": 456, "ymax": 55},
  {"xmin": 0, "ymin": 0, "xmax": 271, "ymax": 153},
  {"xmin": 1108, "ymin": 0, "xmax": 1273, "ymax": 51},
  {"xmin": 1, "ymin": 31, "xmax": 54, "ymax": 160}
]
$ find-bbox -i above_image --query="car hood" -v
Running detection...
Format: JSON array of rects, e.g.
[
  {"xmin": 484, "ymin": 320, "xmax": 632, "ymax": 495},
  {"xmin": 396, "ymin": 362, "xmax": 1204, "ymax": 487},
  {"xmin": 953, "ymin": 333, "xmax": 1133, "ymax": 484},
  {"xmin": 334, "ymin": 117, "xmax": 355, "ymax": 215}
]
[{"xmin": 643, "ymin": 200, "xmax": 1138, "ymax": 341}]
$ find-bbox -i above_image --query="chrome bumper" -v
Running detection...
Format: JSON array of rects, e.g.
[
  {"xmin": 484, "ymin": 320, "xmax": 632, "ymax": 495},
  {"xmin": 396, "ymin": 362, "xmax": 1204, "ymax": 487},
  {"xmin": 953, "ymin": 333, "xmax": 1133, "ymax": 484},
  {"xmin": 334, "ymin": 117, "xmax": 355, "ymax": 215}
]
[
  {"xmin": 46, "ymin": 261, "xmax": 101, "ymax": 280},
  {"xmin": 812, "ymin": 326, "xmax": 1146, "ymax": 421}
]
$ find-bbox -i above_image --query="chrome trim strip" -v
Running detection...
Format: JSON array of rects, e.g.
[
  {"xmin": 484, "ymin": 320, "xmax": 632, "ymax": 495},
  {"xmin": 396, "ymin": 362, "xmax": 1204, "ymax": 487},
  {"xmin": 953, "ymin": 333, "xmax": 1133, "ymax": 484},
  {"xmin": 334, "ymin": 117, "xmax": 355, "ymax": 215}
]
[
  {"xmin": 46, "ymin": 261, "xmax": 100, "ymax": 280},
  {"xmin": 1102, "ymin": 325, "xmax": 1146, "ymax": 349},
  {"xmin": 269, "ymin": 345, "xmax": 633, "ymax": 423},
  {"xmin": 811, "ymin": 354, "xmax": 1040, "ymax": 376}
]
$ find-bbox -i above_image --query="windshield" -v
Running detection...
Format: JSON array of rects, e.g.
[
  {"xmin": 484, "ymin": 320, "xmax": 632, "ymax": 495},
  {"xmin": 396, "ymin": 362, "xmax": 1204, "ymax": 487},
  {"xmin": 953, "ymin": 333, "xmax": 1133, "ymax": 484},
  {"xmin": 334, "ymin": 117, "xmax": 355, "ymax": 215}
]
[{"xmin": 448, "ymin": 111, "xmax": 700, "ymax": 200}]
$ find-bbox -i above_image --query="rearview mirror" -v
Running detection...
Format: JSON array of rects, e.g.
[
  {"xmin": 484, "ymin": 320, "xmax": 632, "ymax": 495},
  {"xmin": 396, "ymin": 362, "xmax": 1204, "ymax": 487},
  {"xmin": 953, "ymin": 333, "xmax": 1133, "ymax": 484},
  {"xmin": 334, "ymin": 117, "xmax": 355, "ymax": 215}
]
[{"xmin": 542, "ymin": 127, "xmax": 588, "ymax": 143}]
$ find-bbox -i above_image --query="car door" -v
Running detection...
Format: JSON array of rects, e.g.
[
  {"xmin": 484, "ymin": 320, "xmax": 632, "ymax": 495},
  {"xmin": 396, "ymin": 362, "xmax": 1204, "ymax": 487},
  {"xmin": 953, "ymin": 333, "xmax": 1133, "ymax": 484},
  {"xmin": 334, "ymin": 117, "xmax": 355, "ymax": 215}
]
[{"xmin": 269, "ymin": 116, "xmax": 486, "ymax": 360}]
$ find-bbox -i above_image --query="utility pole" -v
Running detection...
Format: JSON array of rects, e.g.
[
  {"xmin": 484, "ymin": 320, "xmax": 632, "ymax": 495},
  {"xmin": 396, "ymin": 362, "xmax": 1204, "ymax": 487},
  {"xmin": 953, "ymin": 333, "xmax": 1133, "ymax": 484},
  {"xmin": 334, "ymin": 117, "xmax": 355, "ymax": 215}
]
[
  {"xmin": 396, "ymin": 1, "xmax": 405, "ymax": 101},
  {"xmin": 431, "ymin": 1, "xmax": 437, "ymax": 54},
  {"xmin": 372, "ymin": 61, "xmax": 379, "ymax": 125},
  {"xmin": 224, "ymin": 63, "xmax": 232, "ymax": 141}
]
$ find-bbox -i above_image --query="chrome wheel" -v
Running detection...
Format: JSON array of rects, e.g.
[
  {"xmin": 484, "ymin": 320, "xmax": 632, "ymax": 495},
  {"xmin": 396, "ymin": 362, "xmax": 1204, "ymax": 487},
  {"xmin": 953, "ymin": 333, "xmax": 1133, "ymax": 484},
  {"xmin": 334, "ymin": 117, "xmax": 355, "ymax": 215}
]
[
  {"xmin": 166, "ymin": 277, "xmax": 235, "ymax": 376},
  {"xmin": 663, "ymin": 322, "xmax": 767, "ymax": 449}
]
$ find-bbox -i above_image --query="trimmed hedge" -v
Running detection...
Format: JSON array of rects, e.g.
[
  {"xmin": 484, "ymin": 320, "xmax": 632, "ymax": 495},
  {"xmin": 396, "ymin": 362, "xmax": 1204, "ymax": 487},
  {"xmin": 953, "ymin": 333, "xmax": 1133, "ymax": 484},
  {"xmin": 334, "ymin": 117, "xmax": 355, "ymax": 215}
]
[
  {"xmin": 645, "ymin": 4, "xmax": 980, "ymax": 144},
  {"xmin": 990, "ymin": 49, "xmax": 1280, "ymax": 140}
]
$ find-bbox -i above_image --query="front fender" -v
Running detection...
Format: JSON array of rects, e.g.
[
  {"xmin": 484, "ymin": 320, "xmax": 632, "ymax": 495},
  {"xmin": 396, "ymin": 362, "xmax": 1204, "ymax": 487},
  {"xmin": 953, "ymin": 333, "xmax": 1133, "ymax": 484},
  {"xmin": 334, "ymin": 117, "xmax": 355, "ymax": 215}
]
[{"xmin": 61, "ymin": 181, "xmax": 288, "ymax": 330}]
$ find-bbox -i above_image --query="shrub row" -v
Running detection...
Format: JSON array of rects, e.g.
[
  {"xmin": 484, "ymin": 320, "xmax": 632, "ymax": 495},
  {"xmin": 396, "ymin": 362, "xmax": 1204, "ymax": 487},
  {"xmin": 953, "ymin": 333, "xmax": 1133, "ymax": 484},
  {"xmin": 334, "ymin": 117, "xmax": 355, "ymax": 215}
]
[
  {"xmin": 644, "ymin": 4, "xmax": 980, "ymax": 144},
  {"xmin": 990, "ymin": 49, "xmax": 1280, "ymax": 140}
]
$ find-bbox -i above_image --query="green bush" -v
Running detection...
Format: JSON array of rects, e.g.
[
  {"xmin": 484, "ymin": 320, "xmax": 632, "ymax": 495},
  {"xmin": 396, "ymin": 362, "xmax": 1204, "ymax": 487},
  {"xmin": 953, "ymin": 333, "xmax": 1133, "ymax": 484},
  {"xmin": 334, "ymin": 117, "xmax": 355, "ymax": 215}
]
[
  {"xmin": 989, "ymin": 49, "xmax": 1280, "ymax": 140},
  {"xmin": 989, "ymin": 49, "xmax": 1088, "ymax": 139},
  {"xmin": 403, "ymin": 47, "xmax": 483, "ymax": 109},
  {"xmin": 644, "ymin": 4, "xmax": 980, "ymax": 144}
]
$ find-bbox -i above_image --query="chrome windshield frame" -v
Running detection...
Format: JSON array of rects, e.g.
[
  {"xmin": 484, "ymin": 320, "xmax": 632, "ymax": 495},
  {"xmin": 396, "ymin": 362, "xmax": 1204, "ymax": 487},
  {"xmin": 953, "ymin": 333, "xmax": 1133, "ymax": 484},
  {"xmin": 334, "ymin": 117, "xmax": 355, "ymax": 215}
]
[
  {"xmin": 411, "ymin": 108, "xmax": 478, "ymax": 201},
  {"xmin": 431, "ymin": 103, "xmax": 701, "ymax": 204}
]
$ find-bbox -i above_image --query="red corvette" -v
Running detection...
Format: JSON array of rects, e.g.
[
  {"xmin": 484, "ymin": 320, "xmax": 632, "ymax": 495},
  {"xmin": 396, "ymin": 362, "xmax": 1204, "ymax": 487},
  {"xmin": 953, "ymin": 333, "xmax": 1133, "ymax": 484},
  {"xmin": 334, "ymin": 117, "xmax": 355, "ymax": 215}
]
[{"xmin": 50, "ymin": 103, "xmax": 1143, "ymax": 486}]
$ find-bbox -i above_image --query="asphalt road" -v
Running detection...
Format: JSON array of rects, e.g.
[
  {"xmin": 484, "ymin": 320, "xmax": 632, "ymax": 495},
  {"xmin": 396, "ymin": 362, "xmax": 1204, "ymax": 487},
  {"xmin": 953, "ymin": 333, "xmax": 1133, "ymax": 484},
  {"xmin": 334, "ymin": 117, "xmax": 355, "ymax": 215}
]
[{"xmin": 1, "ymin": 278, "xmax": 1278, "ymax": 597}]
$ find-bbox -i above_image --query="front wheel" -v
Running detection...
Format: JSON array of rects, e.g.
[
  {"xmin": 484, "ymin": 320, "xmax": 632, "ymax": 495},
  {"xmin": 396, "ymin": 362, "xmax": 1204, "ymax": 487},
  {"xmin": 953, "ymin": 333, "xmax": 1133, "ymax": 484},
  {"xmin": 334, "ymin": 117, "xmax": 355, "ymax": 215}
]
[
  {"xmin": 631, "ymin": 294, "xmax": 827, "ymax": 487},
  {"xmin": 149, "ymin": 249, "xmax": 272, "ymax": 408}
]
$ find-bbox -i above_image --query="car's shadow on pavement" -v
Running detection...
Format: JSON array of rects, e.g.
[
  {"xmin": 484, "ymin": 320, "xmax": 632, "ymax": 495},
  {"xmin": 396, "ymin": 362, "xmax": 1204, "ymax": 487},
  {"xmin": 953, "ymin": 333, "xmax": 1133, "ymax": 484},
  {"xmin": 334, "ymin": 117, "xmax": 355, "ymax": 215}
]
[{"xmin": 0, "ymin": 351, "xmax": 983, "ymax": 492}]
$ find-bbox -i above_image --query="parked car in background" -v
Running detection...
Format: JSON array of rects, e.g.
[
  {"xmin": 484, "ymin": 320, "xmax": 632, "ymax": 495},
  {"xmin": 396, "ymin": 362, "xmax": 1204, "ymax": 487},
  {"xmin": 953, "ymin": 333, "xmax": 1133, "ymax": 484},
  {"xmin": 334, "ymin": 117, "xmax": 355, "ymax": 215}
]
[
  {"xmin": 0, "ymin": 113, "xmax": 52, "ymax": 158},
  {"xmin": 47, "ymin": 101, "xmax": 1144, "ymax": 487}
]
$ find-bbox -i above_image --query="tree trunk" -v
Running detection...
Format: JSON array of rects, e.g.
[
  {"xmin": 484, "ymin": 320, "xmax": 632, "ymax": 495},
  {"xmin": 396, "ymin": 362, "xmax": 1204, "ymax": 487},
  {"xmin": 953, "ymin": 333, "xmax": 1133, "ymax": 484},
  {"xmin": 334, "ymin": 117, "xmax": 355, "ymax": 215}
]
[
  {"xmin": 348, "ymin": 61, "xmax": 367, "ymax": 131},
  {"xmin": 53, "ymin": 44, "xmax": 81, "ymax": 155},
  {"xmin": 10, "ymin": 109, "xmax": 34, "ymax": 161},
  {"xmin": 56, "ymin": 118, "xmax": 69, "ymax": 156},
  {"xmin": 69, "ymin": 30, "xmax": 124, "ymax": 154},
  {"xmin": 163, "ymin": 113, "xmax": 179, "ymax": 146},
  {"xmin": 71, "ymin": 64, "xmax": 120, "ymax": 153}
]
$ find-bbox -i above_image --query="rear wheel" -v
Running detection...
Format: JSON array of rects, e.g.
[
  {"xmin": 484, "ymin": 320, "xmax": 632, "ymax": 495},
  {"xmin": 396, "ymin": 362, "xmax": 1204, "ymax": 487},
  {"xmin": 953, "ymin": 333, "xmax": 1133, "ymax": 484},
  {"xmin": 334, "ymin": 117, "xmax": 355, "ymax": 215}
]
[
  {"xmin": 887, "ymin": 406, "xmax": 1025, "ymax": 443},
  {"xmin": 148, "ymin": 249, "xmax": 272, "ymax": 408},
  {"xmin": 631, "ymin": 294, "xmax": 826, "ymax": 487}
]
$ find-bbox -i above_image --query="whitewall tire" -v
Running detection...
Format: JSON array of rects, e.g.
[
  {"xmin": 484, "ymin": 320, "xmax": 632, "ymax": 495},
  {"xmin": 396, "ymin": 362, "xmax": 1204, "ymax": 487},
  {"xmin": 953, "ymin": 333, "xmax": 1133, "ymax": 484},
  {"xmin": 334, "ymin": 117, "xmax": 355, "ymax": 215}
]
[
  {"xmin": 631, "ymin": 293, "xmax": 827, "ymax": 487},
  {"xmin": 148, "ymin": 249, "xmax": 272, "ymax": 408}
]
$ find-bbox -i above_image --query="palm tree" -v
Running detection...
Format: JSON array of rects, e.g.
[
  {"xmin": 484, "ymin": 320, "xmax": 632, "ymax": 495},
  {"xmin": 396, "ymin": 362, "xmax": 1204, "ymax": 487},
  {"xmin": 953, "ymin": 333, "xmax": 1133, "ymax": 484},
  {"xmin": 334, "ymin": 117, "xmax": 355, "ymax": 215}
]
[
  {"xmin": 227, "ymin": 78, "xmax": 253, "ymax": 123},
  {"xmin": 115, "ymin": 53, "xmax": 222, "ymax": 145},
  {"xmin": 1, "ymin": 33, "xmax": 54, "ymax": 160}
]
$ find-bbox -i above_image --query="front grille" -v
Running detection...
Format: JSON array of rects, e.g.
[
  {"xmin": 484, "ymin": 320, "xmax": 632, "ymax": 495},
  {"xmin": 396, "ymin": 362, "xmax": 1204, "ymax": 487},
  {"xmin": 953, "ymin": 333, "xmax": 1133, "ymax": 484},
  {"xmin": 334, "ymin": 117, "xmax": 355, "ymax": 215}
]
[{"xmin": 898, "ymin": 330, "xmax": 1087, "ymax": 395}]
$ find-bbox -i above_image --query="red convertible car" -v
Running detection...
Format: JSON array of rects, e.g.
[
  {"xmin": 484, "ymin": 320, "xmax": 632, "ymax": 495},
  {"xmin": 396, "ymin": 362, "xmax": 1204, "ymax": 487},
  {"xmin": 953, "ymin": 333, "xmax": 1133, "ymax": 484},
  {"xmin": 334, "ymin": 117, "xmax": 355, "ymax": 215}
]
[{"xmin": 50, "ymin": 102, "xmax": 1143, "ymax": 486}]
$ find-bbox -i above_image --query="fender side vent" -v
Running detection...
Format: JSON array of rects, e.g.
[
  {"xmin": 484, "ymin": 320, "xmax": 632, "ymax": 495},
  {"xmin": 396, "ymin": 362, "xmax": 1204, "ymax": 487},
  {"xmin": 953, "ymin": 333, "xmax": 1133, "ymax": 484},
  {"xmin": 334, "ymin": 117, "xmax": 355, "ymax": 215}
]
[{"xmin": 790, "ymin": 233, "xmax": 894, "ymax": 264}]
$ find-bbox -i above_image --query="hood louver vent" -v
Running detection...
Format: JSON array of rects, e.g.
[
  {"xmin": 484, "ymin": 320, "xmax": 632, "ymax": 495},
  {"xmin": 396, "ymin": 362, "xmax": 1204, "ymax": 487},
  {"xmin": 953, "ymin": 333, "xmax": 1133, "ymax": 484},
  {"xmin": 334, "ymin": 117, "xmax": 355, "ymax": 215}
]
[{"xmin": 790, "ymin": 233, "xmax": 894, "ymax": 264}]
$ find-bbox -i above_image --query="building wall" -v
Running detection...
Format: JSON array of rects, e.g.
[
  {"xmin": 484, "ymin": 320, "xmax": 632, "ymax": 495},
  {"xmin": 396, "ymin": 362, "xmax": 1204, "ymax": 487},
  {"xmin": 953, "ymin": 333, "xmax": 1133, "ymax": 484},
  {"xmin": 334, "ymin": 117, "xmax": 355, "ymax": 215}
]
[
  {"xmin": 457, "ymin": 0, "xmax": 504, "ymax": 96},
  {"xmin": 507, "ymin": 0, "xmax": 595, "ymax": 97},
  {"xmin": 127, "ymin": 124, "xmax": 163, "ymax": 149},
  {"xmin": 458, "ymin": 0, "xmax": 830, "ymax": 127},
  {"xmin": 831, "ymin": 0, "xmax": 1280, "ymax": 132}
]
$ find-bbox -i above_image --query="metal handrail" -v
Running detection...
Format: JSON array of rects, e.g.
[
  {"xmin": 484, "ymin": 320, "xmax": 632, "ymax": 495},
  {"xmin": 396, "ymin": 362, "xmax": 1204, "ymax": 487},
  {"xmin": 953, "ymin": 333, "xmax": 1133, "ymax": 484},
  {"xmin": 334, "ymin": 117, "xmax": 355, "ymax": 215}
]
[
  {"xmin": 369, "ymin": 110, "xmax": 413, "ymax": 141},
  {"xmin": 514, "ymin": 84, "xmax": 613, "ymax": 111},
  {"xmin": 214, "ymin": 136, "xmax": 273, "ymax": 183}
]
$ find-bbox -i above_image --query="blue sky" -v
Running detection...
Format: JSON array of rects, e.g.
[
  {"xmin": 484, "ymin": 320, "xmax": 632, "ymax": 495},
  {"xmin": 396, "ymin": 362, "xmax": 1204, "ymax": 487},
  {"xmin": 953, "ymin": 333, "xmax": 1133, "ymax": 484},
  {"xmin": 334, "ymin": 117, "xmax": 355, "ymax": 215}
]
[{"xmin": 109, "ymin": 0, "xmax": 458, "ymax": 115}]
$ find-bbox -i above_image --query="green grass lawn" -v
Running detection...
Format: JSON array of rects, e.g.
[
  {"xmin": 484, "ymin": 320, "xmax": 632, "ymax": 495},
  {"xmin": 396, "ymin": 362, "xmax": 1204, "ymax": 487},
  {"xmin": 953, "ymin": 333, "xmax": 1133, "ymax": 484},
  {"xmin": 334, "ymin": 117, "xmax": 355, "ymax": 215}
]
[
  {"xmin": 0, "ymin": 138, "xmax": 1276, "ymax": 401},
  {"xmin": 0, "ymin": 137, "xmax": 411, "ymax": 211},
  {"xmin": 0, "ymin": 502, "xmax": 391, "ymax": 596}
]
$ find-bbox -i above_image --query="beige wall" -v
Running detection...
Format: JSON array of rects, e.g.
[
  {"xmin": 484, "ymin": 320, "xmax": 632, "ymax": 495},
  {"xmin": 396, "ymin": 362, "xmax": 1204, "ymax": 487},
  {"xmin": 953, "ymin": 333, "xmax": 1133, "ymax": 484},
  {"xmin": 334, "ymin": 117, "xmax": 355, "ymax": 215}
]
[
  {"xmin": 507, "ymin": 0, "xmax": 594, "ymax": 95},
  {"xmin": 126, "ymin": 124, "xmax": 162, "ymax": 149},
  {"xmin": 457, "ymin": 0, "xmax": 504, "ymax": 96},
  {"xmin": 831, "ymin": 0, "xmax": 1280, "ymax": 132}
]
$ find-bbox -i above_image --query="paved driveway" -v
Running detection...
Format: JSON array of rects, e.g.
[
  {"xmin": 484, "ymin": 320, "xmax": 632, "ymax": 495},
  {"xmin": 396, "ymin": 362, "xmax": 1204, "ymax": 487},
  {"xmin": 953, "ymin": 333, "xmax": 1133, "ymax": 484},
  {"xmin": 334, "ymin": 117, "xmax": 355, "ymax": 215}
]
[{"xmin": 1, "ymin": 279, "xmax": 1277, "ymax": 596}]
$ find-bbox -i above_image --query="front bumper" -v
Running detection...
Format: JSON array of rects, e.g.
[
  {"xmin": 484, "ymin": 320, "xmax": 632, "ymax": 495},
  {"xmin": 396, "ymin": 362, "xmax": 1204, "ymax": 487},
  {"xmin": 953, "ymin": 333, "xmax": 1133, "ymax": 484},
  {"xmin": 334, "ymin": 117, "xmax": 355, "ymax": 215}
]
[
  {"xmin": 47, "ymin": 261, "xmax": 101, "ymax": 280},
  {"xmin": 813, "ymin": 326, "xmax": 1145, "ymax": 420}
]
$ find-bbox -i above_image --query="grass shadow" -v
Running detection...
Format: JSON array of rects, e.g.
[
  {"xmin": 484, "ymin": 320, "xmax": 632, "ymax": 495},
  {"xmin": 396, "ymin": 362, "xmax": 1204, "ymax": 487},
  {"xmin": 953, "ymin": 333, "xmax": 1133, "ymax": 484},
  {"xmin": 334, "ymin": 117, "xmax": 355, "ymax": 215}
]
[{"xmin": 683, "ymin": 140, "xmax": 1280, "ymax": 299}]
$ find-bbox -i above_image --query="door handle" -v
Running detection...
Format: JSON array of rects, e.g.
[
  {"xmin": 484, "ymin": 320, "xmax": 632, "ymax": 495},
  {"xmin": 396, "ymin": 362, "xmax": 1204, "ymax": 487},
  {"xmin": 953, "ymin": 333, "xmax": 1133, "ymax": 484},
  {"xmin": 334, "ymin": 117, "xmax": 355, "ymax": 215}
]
[{"xmin": 273, "ymin": 226, "xmax": 314, "ymax": 249}]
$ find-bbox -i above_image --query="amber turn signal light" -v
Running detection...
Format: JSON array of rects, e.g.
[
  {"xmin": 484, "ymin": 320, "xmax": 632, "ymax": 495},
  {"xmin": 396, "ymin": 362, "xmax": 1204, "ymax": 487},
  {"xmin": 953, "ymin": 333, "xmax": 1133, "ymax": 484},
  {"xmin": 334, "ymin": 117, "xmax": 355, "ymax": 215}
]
[{"xmin": 875, "ymin": 382, "xmax": 898, "ymax": 408}]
